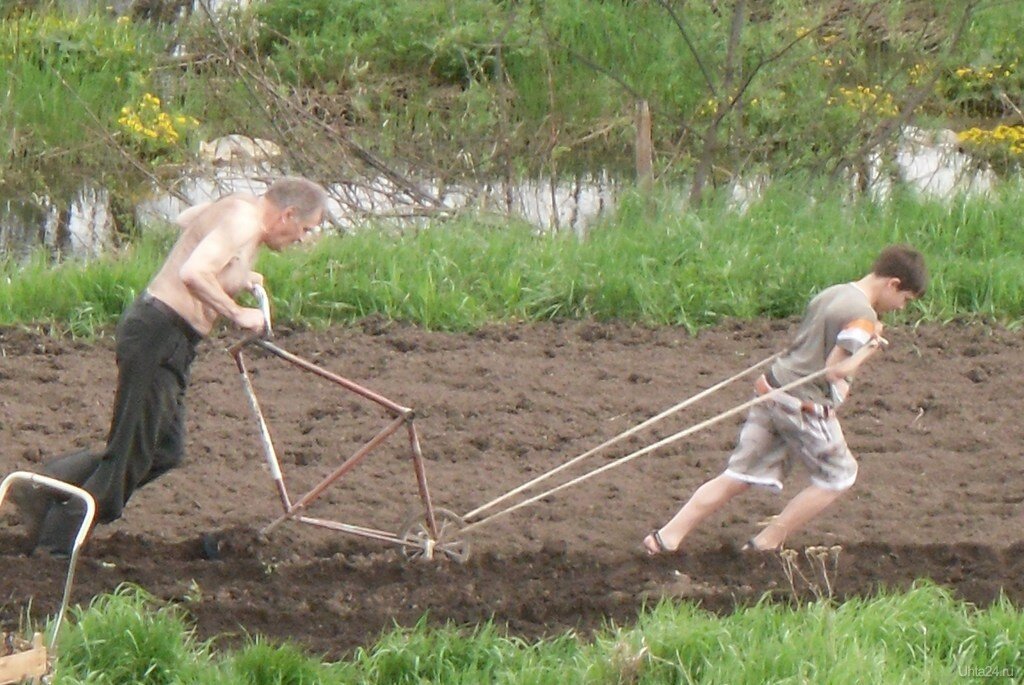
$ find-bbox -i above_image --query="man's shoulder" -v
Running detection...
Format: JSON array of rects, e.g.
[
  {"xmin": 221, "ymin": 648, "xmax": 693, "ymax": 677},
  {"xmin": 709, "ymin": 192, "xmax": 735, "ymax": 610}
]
[
  {"xmin": 178, "ymin": 194, "xmax": 257, "ymax": 223},
  {"xmin": 199, "ymin": 195, "xmax": 262, "ymax": 232},
  {"xmin": 214, "ymin": 193, "xmax": 260, "ymax": 212}
]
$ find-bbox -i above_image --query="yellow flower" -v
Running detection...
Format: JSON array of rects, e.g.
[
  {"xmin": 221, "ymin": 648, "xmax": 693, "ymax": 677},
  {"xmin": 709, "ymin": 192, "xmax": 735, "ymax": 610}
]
[
  {"xmin": 957, "ymin": 125, "xmax": 1024, "ymax": 158},
  {"xmin": 115, "ymin": 93, "xmax": 199, "ymax": 151}
]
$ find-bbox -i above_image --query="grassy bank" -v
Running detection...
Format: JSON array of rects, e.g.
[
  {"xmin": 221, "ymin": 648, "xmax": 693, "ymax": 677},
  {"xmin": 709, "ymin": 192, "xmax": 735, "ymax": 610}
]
[
  {"xmin": 2, "ymin": 183, "xmax": 1024, "ymax": 336},
  {"xmin": 2, "ymin": 1, "xmax": 1023, "ymax": 210},
  {"xmin": 26, "ymin": 582, "xmax": 1019, "ymax": 684}
]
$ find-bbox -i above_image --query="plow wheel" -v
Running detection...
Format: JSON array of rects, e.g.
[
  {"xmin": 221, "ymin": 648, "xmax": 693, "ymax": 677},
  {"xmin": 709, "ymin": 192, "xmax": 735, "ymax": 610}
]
[{"xmin": 400, "ymin": 508, "xmax": 470, "ymax": 564}]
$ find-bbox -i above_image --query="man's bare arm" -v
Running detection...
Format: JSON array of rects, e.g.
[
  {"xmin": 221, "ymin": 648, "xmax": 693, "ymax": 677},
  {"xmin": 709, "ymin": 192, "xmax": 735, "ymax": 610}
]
[{"xmin": 178, "ymin": 213, "xmax": 265, "ymax": 333}]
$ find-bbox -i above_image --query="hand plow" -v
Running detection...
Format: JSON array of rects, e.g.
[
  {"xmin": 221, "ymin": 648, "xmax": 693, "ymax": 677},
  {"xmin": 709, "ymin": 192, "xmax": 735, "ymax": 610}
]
[
  {"xmin": 235, "ymin": 287, "xmax": 843, "ymax": 564},
  {"xmin": 230, "ymin": 286, "xmax": 468, "ymax": 563}
]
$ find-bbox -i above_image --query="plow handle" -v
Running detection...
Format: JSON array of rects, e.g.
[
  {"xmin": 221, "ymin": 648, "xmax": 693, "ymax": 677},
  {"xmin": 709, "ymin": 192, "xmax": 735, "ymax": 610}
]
[{"xmin": 251, "ymin": 283, "xmax": 273, "ymax": 339}]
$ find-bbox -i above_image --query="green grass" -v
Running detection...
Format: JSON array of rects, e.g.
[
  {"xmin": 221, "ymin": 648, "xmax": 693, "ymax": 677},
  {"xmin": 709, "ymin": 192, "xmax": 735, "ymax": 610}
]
[
  {"xmin": 0, "ymin": 10, "xmax": 168, "ymax": 200},
  {"xmin": 38, "ymin": 582, "xmax": 1024, "ymax": 684},
  {"xmin": 3, "ymin": 182, "xmax": 1024, "ymax": 337},
  {"xmin": 2, "ymin": 2, "xmax": 1023, "ymax": 210},
  {"xmin": 0, "ymin": 234, "xmax": 173, "ymax": 337}
]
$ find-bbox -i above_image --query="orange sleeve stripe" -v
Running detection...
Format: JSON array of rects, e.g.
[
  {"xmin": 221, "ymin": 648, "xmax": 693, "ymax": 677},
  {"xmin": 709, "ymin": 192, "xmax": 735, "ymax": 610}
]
[{"xmin": 844, "ymin": 318, "xmax": 876, "ymax": 335}]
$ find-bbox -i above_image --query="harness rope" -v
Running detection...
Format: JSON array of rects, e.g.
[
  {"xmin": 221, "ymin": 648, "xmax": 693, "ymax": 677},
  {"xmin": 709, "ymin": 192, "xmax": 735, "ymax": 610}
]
[
  {"xmin": 463, "ymin": 353, "xmax": 778, "ymax": 522},
  {"xmin": 460, "ymin": 361, "xmax": 830, "ymax": 535}
]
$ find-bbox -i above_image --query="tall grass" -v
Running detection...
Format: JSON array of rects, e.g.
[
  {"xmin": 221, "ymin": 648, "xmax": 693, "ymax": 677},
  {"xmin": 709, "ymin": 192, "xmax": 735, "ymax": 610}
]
[
  {"xmin": 0, "ymin": 234, "xmax": 172, "ymax": 336},
  {"xmin": 43, "ymin": 583, "xmax": 1024, "ymax": 684},
  {"xmin": 54, "ymin": 586, "xmax": 209, "ymax": 684},
  {"xmin": 3, "ymin": 183, "xmax": 1024, "ymax": 337}
]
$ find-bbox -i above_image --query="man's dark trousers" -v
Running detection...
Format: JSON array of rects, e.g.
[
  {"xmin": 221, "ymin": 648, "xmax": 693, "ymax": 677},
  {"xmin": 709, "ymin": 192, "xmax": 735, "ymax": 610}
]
[{"xmin": 33, "ymin": 295, "xmax": 200, "ymax": 555}]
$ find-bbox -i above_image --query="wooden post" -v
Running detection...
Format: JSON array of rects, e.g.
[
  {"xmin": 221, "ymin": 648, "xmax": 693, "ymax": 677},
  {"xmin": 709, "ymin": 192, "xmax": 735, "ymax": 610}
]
[{"xmin": 635, "ymin": 99, "xmax": 653, "ymax": 192}]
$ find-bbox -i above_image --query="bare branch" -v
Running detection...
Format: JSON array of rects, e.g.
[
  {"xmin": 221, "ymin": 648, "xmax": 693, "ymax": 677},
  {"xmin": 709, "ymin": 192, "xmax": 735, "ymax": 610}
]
[
  {"xmin": 722, "ymin": 0, "xmax": 745, "ymax": 94},
  {"xmin": 689, "ymin": 0, "xmax": 746, "ymax": 204},
  {"xmin": 194, "ymin": 1, "xmax": 444, "ymax": 210},
  {"xmin": 559, "ymin": 47, "xmax": 642, "ymax": 101},
  {"xmin": 655, "ymin": 0, "xmax": 718, "ymax": 98},
  {"xmin": 1000, "ymin": 93, "xmax": 1024, "ymax": 126}
]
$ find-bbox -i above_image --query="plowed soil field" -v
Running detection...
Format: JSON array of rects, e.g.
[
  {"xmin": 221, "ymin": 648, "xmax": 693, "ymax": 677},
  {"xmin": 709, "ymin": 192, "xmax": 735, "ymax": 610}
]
[{"xmin": 2, "ymin": 320, "xmax": 1023, "ymax": 658}]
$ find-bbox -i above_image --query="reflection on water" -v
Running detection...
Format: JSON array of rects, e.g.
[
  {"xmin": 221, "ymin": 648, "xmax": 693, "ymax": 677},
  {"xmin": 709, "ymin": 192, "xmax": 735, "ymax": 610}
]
[
  {"xmin": 1, "ymin": 172, "xmax": 619, "ymax": 261},
  {"xmin": 140, "ymin": 172, "xmax": 618, "ymax": 237},
  {"xmin": 0, "ymin": 124, "xmax": 1003, "ymax": 261},
  {"xmin": 0, "ymin": 188, "xmax": 112, "ymax": 261}
]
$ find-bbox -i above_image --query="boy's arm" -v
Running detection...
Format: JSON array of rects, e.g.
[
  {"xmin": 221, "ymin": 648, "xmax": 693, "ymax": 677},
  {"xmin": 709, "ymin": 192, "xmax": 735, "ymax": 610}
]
[
  {"xmin": 824, "ymin": 319, "xmax": 887, "ymax": 404},
  {"xmin": 824, "ymin": 336, "xmax": 884, "ymax": 382},
  {"xmin": 826, "ymin": 317, "xmax": 885, "ymax": 379}
]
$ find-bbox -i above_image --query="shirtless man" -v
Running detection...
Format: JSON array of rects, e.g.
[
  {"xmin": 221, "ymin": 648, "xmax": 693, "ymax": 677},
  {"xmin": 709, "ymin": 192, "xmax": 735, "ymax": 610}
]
[{"xmin": 16, "ymin": 177, "xmax": 327, "ymax": 557}]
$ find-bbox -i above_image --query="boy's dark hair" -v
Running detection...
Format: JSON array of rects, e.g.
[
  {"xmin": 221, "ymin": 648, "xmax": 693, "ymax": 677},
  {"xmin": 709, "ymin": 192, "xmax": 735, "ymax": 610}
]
[{"xmin": 872, "ymin": 245, "xmax": 927, "ymax": 296}]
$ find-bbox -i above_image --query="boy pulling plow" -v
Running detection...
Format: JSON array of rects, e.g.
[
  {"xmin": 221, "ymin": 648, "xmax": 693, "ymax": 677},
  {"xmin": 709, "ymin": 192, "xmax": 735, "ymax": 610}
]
[{"xmin": 240, "ymin": 244, "xmax": 925, "ymax": 563}]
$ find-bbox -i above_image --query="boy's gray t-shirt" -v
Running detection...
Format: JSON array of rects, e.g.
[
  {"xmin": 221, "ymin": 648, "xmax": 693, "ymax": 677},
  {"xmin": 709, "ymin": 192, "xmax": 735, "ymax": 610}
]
[{"xmin": 771, "ymin": 283, "xmax": 878, "ymax": 405}]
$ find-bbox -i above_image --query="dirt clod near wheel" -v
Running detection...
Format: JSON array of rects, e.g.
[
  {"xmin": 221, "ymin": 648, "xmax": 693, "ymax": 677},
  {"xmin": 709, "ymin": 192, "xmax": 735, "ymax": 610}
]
[{"xmin": 2, "ymin": 321, "xmax": 1023, "ymax": 657}]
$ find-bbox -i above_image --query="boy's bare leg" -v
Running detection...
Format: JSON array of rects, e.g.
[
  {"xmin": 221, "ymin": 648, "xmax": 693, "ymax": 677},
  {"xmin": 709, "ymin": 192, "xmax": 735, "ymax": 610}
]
[
  {"xmin": 649, "ymin": 473, "xmax": 750, "ymax": 552},
  {"xmin": 750, "ymin": 484, "xmax": 844, "ymax": 550}
]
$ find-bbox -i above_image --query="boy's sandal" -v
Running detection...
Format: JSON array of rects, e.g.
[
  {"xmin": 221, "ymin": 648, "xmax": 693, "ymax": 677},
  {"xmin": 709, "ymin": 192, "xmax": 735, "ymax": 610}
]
[
  {"xmin": 740, "ymin": 538, "xmax": 782, "ymax": 554},
  {"xmin": 643, "ymin": 529, "xmax": 673, "ymax": 556}
]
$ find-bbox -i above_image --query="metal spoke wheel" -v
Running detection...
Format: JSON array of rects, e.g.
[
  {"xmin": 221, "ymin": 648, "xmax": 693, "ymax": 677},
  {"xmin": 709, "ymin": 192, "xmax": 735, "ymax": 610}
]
[{"xmin": 400, "ymin": 508, "xmax": 470, "ymax": 563}]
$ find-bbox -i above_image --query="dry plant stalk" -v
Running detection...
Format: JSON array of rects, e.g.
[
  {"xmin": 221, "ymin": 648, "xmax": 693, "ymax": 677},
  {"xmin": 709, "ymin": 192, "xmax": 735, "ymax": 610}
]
[{"xmin": 777, "ymin": 545, "xmax": 843, "ymax": 602}]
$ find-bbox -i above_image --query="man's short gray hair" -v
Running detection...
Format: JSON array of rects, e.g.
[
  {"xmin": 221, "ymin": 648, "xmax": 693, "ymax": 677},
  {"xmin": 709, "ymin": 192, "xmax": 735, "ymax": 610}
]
[{"xmin": 265, "ymin": 177, "xmax": 328, "ymax": 219}]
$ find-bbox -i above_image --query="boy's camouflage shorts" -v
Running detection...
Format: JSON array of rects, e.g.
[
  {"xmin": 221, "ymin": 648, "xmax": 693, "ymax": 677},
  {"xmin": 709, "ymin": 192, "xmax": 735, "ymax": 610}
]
[{"xmin": 723, "ymin": 390, "xmax": 858, "ymax": 491}]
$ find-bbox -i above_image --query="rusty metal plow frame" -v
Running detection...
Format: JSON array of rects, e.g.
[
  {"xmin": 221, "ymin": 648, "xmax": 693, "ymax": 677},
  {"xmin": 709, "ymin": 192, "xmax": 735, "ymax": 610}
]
[
  {"xmin": 458, "ymin": 356, "xmax": 832, "ymax": 537},
  {"xmin": 231, "ymin": 286, "xmax": 841, "ymax": 560},
  {"xmin": 227, "ymin": 287, "xmax": 464, "ymax": 562}
]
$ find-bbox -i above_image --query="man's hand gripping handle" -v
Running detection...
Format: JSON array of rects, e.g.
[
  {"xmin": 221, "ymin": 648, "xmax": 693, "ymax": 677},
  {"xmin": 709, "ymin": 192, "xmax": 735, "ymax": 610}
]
[{"xmin": 250, "ymin": 283, "xmax": 273, "ymax": 339}]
